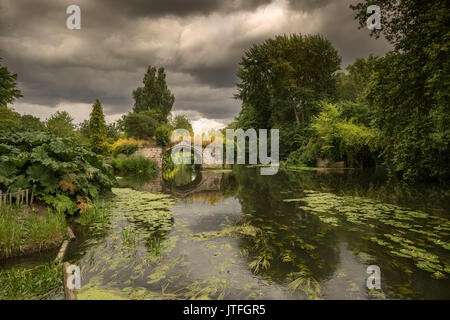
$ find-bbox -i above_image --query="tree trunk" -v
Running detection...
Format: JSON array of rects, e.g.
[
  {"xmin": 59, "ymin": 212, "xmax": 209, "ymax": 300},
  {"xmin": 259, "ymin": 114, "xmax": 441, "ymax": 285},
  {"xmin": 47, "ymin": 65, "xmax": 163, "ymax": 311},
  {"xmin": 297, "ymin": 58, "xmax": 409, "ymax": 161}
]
[
  {"xmin": 301, "ymin": 104, "xmax": 305, "ymax": 127},
  {"xmin": 293, "ymin": 105, "xmax": 300, "ymax": 125},
  {"xmin": 292, "ymin": 98, "xmax": 300, "ymax": 126}
]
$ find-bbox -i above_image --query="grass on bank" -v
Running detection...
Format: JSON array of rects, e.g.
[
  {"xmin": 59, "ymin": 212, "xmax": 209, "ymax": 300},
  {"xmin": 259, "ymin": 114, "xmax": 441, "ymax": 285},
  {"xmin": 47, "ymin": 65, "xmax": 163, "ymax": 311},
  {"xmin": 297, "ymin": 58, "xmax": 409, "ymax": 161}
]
[
  {"xmin": 0, "ymin": 262, "xmax": 62, "ymax": 300},
  {"xmin": 74, "ymin": 201, "xmax": 111, "ymax": 235},
  {"xmin": 0, "ymin": 205, "xmax": 67, "ymax": 259}
]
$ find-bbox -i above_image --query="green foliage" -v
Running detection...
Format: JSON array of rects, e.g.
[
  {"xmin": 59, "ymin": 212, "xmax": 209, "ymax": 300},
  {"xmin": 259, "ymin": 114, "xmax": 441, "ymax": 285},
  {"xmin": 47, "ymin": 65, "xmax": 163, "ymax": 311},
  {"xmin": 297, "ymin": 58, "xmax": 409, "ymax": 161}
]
[
  {"xmin": 309, "ymin": 102, "xmax": 381, "ymax": 166},
  {"xmin": 113, "ymin": 155, "xmax": 157, "ymax": 177},
  {"xmin": 120, "ymin": 111, "xmax": 159, "ymax": 139},
  {"xmin": 0, "ymin": 129, "xmax": 115, "ymax": 213},
  {"xmin": 106, "ymin": 123, "xmax": 121, "ymax": 142},
  {"xmin": 0, "ymin": 206, "xmax": 66, "ymax": 258},
  {"xmin": 75, "ymin": 201, "xmax": 110, "ymax": 236},
  {"xmin": 275, "ymin": 122, "xmax": 308, "ymax": 160},
  {"xmin": 335, "ymin": 100, "xmax": 371, "ymax": 127},
  {"xmin": 285, "ymin": 102, "xmax": 381, "ymax": 168},
  {"xmin": 42, "ymin": 194, "xmax": 77, "ymax": 214},
  {"xmin": 285, "ymin": 143, "xmax": 319, "ymax": 168},
  {"xmin": 0, "ymin": 106, "xmax": 21, "ymax": 131},
  {"xmin": 351, "ymin": 0, "xmax": 450, "ymax": 181},
  {"xmin": 0, "ymin": 107, "xmax": 46, "ymax": 135},
  {"xmin": 162, "ymin": 151, "xmax": 176, "ymax": 177},
  {"xmin": 236, "ymin": 34, "xmax": 341, "ymax": 129},
  {"xmin": 0, "ymin": 58, "xmax": 22, "ymax": 107},
  {"xmin": 171, "ymin": 115, "xmax": 193, "ymax": 135},
  {"xmin": 155, "ymin": 124, "xmax": 172, "ymax": 146},
  {"xmin": 133, "ymin": 66, "xmax": 174, "ymax": 119},
  {"xmin": 113, "ymin": 143, "xmax": 139, "ymax": 156},
  {"xmin": 89, "ymin": 99, "xmax": 108, "ymax": 154},
  {"xmin": 80, "ymin": 119, "xmax": 120, "ymax": 144},
  {"xmin": 336, "ymin": 56, "xmax": 378, "ymax": 102},
  {"xmin": 0, "ymin": 262, "xmax": 62, "ymax": 300},
  {"xmin": 79, "ymin": 119, "xmax": 91, "ymax": 138},
  {"xmin": 19, "ymin": 114, "xmax": 45, "ymax": 131},
  {"xmin": 45, "ymin": 111, "xmax": 76, "ymax": 138}
]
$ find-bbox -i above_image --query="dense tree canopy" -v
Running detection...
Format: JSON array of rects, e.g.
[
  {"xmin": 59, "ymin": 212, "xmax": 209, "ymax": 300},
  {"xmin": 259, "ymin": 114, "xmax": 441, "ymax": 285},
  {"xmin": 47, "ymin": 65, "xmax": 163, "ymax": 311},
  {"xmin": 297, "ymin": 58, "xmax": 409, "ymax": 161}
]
[
  {"xmin": 351, "ymin": 0, "xmax": 449, "ymax": 181},
  {"xmin": 0, "ymin": 58, "xmax": 22, "ymax": 107},
  {"xmin": 236, "ymin": 34, "xmax": 341, "ymax": 128},
  {"xmin": 171, "ymin": 115, "xmax": 193, "ymax": 135},
  {"xmin": 120, "ymin": 111, "xmax": 159, "ymax": 139},
  {"xmin": 132, "ymin": 66, "xmax": 175, "ymax": 119},
  {"xmin": 121, "ymin": 66, "xmax": 176, "ymax": 143},
  {"xmin": 336, "ymin": 55, "xmax": 377, "ymax": 103},
  {"xmin": 234, "ymin": 34, "xmax": 341, "ymax": 158}
]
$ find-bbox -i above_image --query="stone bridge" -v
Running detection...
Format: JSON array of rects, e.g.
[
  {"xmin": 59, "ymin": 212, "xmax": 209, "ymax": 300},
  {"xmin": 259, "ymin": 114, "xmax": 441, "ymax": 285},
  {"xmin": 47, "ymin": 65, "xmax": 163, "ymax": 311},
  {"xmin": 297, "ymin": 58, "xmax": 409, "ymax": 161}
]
[{"xmin": 134, "ymin": 142, "xmax": 227, "ymax": 170}]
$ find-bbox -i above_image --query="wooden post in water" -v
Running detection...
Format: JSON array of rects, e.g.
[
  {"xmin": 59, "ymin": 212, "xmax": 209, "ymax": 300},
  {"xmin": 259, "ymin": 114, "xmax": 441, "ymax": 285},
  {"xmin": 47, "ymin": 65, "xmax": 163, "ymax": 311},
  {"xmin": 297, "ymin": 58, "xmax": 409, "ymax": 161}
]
[
  {"xmin": 30, "ymin": 185, "xmax": 35, "ymax": 207},
  {"xmin": 62, "ymin": 262, "xmax": 78, "ymax": 300}
]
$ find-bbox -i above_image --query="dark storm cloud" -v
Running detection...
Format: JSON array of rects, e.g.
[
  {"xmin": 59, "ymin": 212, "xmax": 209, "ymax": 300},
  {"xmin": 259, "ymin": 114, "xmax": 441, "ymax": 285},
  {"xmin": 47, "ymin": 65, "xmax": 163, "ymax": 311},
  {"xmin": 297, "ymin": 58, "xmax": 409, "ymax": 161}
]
[
  {"xmin": 0, "ymin": 0, "xmax": 391, "ymax": 124},
  {"xmin": 92, "ymin": 0, "xmax": 273, "ymax": 18},
  {"xmin": 287, "ymin": 0, "xmax": 335, "ymax": 11}
]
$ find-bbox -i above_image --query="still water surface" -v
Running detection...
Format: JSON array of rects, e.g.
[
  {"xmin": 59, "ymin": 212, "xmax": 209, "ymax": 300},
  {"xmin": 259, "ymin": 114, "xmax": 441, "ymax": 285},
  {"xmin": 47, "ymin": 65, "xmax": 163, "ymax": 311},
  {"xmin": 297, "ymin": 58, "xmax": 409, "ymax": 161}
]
[{"xmin": 61, "ymin": 166, "xmax": 450, "ymax": 300}]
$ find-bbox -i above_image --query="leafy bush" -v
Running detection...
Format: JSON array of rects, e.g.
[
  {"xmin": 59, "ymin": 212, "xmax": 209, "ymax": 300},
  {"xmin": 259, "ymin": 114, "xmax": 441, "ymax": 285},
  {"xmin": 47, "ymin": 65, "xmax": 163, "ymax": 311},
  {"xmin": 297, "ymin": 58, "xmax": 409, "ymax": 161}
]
[
  {"xmin": 285, "ymin": 144, "xmax": 319, "ymax": 168},
  {"xmin": 120, "ymin": 111, "xmax": 158, "ymax": 139},
  {"xmin": 113, "ymin": 143, "xmax": 139, "ymax": 156},
  {"xmin": 113, "ymin": 155, "xmax": 157, "ymax": 177},
  {"xmin": 89, "ymin": 100, "xmax": 108, "ymax": 154},
  {"xmin": 309, "ymin": 102, "xmax": 381, "ymax": 166},
  {"xmin": 155, "ymin": 125, "xmax": 172, "ymax": 146},
  {"xmin": 0, "ymin": 129, "xmax": 116, "ymax": 214}
]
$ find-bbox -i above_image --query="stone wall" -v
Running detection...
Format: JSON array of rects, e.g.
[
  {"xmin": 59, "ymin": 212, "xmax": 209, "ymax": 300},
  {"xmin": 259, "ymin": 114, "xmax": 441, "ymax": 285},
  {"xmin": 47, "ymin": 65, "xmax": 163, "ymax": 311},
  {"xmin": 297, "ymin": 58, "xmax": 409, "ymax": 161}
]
[
  {"xmin": 316, "ymin": 158, "xmax": 345, "ymax": 168},
  {"xmin": 135, "ymin": 146, "xmax": 165, "ymax": 168}
]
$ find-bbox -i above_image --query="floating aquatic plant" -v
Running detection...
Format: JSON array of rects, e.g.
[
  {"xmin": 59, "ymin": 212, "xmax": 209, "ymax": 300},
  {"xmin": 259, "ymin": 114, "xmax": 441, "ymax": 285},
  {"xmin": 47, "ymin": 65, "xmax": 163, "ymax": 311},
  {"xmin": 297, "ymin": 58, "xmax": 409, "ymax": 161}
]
[{"xmin": 298, "ymin": 190, "xmax": 450, "ymax": 278}]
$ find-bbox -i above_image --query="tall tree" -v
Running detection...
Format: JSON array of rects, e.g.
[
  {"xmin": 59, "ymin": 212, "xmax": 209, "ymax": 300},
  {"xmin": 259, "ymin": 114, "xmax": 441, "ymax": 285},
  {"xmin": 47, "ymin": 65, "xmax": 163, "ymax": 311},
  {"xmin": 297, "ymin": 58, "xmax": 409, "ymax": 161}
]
[
  {"xmin": 0, "ymin": 58, "xmax": 22, "ymax": 107},
  {"xmin": 236, "ymin": 34, "xmax": 341, "ymax": 128},
  {"xmin": 351, "ymin": 0, "xmax": 449, "ymax": 181},
  {"xmin": 89, "ymin": 99, "xmax": 107, "ymax": 154},
  {"xmin": 20, "ymin": 114, "xmax": 45, "ymax": 131},
  {"xmin": 132, "ymin": 66, "xmax": 175, "ymax": 119},
  {"xmin": 336, "ymin": 55, "xmax": 378, "ymax": 102}
]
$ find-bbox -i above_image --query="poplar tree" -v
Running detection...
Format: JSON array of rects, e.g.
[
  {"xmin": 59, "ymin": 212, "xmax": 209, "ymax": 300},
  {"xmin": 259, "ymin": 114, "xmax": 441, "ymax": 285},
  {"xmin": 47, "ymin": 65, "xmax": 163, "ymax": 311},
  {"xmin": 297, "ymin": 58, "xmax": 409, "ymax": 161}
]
[{"xmin": 89, "ymin": 99, "xmax": 107, "ymax": 154}]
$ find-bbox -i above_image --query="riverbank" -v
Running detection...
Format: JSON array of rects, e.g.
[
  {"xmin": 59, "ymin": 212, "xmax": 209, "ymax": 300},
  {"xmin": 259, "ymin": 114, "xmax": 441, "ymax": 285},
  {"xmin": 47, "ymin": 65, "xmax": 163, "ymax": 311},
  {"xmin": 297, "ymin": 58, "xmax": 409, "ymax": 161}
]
[{"xmin": 0, "ymin": 205, "xmax": 67, "ymax": 259}]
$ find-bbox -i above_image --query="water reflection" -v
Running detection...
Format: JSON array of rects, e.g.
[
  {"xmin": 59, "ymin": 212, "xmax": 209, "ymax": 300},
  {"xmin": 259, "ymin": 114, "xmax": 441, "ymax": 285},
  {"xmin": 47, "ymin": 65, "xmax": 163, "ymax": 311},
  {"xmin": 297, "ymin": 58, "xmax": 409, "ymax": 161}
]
[
  {"xmin": 163, "ymin": 166, "xmax": 450, "ymax": 299},
  {"xmin": 69, "ymin": 165, "xmax": 449, "ymax": 300}
]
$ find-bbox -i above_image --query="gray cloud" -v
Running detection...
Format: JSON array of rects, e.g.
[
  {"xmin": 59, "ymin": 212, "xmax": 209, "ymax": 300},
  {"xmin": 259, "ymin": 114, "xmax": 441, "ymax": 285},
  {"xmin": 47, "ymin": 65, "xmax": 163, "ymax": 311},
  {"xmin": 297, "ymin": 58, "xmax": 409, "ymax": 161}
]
[{"xmin": 0, "ymin": 0, "xmax": 390, "ymax": 125}]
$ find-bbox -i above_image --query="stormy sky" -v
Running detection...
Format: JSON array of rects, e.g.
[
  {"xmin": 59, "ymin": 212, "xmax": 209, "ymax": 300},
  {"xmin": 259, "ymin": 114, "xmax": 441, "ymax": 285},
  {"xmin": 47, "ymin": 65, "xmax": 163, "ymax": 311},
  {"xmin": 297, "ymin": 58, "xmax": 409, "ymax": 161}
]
[{"xmin": 0, "ymin": 0, "xmax": 390, "ymax": 132}]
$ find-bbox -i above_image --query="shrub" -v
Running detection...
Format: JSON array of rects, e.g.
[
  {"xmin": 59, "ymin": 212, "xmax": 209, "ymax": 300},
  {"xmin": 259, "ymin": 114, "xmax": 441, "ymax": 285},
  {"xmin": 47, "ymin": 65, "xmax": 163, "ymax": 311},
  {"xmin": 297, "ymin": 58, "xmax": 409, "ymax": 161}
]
[
  {"xmin": 120, "ymin": 111, "xmax": 158, "ymax": 139},
  {"xmin": 286, "ymin": 144, "xmax": 318, "ymax": 168},
  {"xmin": 113, "ymin": 143, "xmax": 139, "ymax": 156},
  {"xmin": 0, "ymin": 129, "xmax": 116, "ymax": 214},
  {"xmin": 155, "ymin": 125, "xmax": 172, "ymax": 146},
  {"xmin": 113, "ymin": 155, "xmax": 157, "ymax": 177}
]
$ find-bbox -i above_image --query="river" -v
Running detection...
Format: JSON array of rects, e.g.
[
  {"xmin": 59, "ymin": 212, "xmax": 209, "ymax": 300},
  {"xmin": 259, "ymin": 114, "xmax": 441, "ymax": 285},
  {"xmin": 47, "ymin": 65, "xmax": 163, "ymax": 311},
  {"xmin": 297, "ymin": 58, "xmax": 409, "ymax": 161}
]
[{"xmin": 60, "ymin": 166, "xmax": 450, "ymax": 300}]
